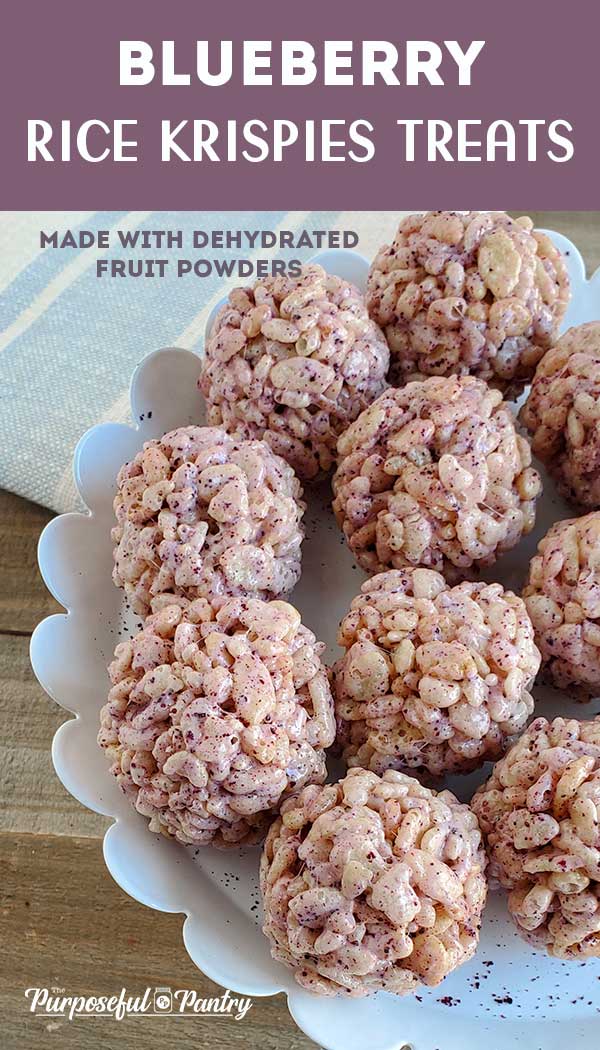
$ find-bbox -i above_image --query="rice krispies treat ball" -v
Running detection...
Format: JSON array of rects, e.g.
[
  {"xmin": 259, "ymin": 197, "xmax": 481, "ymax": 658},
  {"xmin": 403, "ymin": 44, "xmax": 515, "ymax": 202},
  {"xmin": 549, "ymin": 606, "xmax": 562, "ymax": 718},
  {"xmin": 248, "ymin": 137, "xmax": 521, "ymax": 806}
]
[
  {"xmin": 333, "ymin": 570, "xmax": 540, "ymax": 779},
  {"xmin": 472, "ymin": 716, "xmax": 600, "ymax": 959},
  {"xmin": 260, "ymin": 766, "xmax": 487, "ymax": 996},
  {"xmin": 521, "ymin": 323, "xmax": 600, "ymax": 509},
  {"xmin": 366, "ymin": 211, "xmax": 570, "ymax": 391},
  {"xmin": 523, "ymin": 512, "xmax": 600, "ymax": 694},
  {"xmin": 98, "ymin": 595, "xmax": 335, "ymax": 847},
  {"xmin": 199, "ymin": 263, "xmax": 390, "ymax": 481},
  {"xmin": 112, "ymin": 426, "xmax": 305, "ymax": 615},
  {"xmin": 332, "ymin": 375, "xmax": 541, "ymax": 578}
]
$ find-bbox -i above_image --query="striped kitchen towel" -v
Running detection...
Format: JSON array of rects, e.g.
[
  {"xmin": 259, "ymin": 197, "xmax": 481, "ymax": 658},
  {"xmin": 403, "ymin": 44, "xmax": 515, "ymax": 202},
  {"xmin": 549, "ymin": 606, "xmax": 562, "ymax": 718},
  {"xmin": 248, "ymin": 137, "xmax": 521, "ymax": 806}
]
[{"xmin": 0, "ymin": 210, "xmax": 402, "ymax": 513}]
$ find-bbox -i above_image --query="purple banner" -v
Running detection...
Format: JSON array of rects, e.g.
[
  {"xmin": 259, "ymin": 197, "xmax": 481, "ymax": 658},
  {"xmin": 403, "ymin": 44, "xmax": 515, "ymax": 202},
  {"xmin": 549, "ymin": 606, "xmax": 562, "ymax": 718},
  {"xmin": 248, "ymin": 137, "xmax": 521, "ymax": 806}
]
[{"xmin": 2, "ymin": 0, "xmax": 598, "ymax": 208}]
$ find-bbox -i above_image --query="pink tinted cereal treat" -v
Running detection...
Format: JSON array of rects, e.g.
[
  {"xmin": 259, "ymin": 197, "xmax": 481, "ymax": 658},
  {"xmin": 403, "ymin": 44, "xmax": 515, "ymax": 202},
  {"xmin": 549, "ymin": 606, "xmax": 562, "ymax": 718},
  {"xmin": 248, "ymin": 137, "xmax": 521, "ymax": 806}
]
[
  {"xmin": 98, "ymin": 595, "xmax": 335, "ymax": 847},
  {"xmin": 333, "ymin": 570, "xmax": 540, "ymax": 778},
  {"xmin": 260, "ymin": 767, "xmax": 487, "ymax": 996},
  {"xmin": 523, "ymin": 512, "xmax": 600, "ymax": 694},
  {"xmin": 472, "ymin": 716, "xmax": 600, "ymax": 959},
  {"xmin": 367, "ymin": 211, "xmax": 569, "ymax": 391},
  {"xmin": 521, "ymin": 323, "xmax": 600, "ymax": 509},
  {"xmin": 199, "ymin": 263, "xmax": 389, "ymax": 481},
  {"xmin": 332, "ymin": 375, "xmax": 541, "ymax": 578},
  {"xmin": 112, "ymin": 426, "xmax": 304, "ymax": 615}
]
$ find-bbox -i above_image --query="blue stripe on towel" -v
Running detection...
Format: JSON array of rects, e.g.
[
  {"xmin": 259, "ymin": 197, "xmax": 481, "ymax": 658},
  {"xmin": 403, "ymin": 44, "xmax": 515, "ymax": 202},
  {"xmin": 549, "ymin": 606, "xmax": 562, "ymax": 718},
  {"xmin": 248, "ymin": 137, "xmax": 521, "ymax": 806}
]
[
  {"xmin": 0, "ymin": 212, "xmax": 127, "ymax": 331},
  {"xmin": 0, "ymin": 210, "xmax": 341, "ymax": 507}
]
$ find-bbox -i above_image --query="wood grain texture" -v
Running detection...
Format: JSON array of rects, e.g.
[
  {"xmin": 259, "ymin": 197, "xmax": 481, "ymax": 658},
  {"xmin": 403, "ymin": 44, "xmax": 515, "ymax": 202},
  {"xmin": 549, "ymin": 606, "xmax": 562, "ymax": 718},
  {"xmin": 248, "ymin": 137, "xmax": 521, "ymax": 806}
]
[
  {"xmin": 0, "ymin": 490, "xmax": 60, "ymax": 635},
  {"xmin": 511, "ymin": 212, "xmax": 600, "ymax": 274},
  {"xmin": 1, "ymin": 833, "xmax": 312, "ymax": 1050},
  {"xmin": 0, "ymin": 634, "xmax": 107, "ymax": 837},
  {"xmin": 2, "ymin": 212, "xmax": 599, "ymax": 1050}
]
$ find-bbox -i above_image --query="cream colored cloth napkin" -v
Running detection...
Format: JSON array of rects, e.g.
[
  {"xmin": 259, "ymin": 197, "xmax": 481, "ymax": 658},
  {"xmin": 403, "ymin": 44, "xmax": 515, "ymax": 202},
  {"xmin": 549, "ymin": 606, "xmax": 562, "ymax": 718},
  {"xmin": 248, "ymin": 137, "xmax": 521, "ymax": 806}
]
[{"xmin": 0, "ymin": 210, "xmax": 403, "ymax": 513}]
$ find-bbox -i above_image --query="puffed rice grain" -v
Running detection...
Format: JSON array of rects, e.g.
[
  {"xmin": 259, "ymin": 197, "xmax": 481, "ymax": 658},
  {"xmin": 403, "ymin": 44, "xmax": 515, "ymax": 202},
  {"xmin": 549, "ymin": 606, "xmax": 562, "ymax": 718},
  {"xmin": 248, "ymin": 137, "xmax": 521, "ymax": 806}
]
[
  {"xmin": 521, "ymin": 323, "xmax": 600, "ymax": 508},
  {"xmin": 367, "ymin": 211, "xmax": 569, "ymax": 392},
  {"xmin": 333, "ymin": 569, "xmax": 540, "ymax": 777},
  {"xmin": 523, "ymin": 512, "xmax": 600, "ymax": 693},
  {"xmin": 112, "ymin": 426, "xmax": 305, "ymax": 614},
  {"xmin": 473, "ymin": 716, "xmax": 600, "ymax": 958},
  {"xmin": 200, "ymin": 264, "xmax": 390, "ymax": 480},
  {"xmin": 98, "ymin": 595, "xmax": 335, "ymax": 847},
  {"xmin": 260, "ymin": 766, "xmax": 487, "ymax": 995},
  {"xmin": 332, "ymin": 375, "xmax": 541, "ymax": 577}
]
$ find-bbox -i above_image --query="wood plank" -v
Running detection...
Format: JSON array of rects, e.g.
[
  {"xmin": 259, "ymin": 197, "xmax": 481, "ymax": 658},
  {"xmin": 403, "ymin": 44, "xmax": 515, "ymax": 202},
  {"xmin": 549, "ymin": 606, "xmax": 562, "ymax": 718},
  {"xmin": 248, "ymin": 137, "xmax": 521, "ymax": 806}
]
[
  {"xmin": 0, "ymin": 634, "xmax": 107, "ymax": 838},
  {"xmin": 2, "ymin": 211, "xmax": 600, "ymax": 843},
  {"xmin": 1, "ymin": 210, "xmax": 599, "ymax": 1050},
  {"xmin": 0, "ymin": 209, "xmax": 598, "ymax": 638},
  {"xmin": 0, "ymin": 489, "xmax": 60, "ymax": 635},
  {"xmin": 510, "ymin": 211, "xmax": 600, "ymax": 274},
  {"xmin": 1, "ymin": 832, "xmax": 314, "ymax": 1050}
]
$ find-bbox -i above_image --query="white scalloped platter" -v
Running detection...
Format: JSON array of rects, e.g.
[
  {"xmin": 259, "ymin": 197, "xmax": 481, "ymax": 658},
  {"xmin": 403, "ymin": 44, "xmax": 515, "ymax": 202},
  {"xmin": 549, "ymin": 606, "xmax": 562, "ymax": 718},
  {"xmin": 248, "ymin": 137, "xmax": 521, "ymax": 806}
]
[{"xmin": 31, "ymin": 239, "xmax": 600, "ymax": 1050}]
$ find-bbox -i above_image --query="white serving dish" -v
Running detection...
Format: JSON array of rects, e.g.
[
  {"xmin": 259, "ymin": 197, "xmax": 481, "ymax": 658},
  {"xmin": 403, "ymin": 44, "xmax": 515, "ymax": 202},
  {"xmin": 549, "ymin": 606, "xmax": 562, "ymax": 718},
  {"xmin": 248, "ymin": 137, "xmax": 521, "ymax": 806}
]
[{"xmin": 31, "ymin": 240, "xmax": 600, "ymax": 1050}]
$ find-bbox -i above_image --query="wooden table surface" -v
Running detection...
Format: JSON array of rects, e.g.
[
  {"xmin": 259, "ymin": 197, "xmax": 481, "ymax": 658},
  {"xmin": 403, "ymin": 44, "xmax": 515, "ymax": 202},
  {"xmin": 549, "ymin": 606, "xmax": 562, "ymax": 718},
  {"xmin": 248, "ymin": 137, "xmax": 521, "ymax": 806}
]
[{"xmin": 2, "ymin": 212, "xmax": 599, "ymax": 1050}]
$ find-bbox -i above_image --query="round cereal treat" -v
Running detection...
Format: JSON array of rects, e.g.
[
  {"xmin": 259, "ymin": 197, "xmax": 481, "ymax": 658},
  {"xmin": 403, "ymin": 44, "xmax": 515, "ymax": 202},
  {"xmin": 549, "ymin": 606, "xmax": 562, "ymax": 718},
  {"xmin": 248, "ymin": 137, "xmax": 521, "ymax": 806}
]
[
  {"xmin": 521, "ymin": 323, "xmax": 600, "ymax": 509},
  {"xmin": 366, "ymin": 211, "xmax": 570, "ymax": 391},
  {"xmin": 523, "ymin": 512, "xmax": 600, "ymax": 694},
  {"xmin": 98, "ymin": 595, "xmax": 335, "ymax": 847},
  {"xmin": 333, "ymin": 569, "xmax": 540, "ymax": 778},
  {"xmin": 472, "ymin": 716, "xmax": 600, "ymax": 959},
  {"xmin": 199, "ymin": 263, "xmax": 390, "ymax": 481},
  {"xmin": 260, "ymin": 766, "xmax": 487, "ymax": 996},
  {"xmin": 112, "ymin": 426, "xmax": 305, "ymax": 615},
  {"xmin": 332, "ymin": 375, "xmax": 541, "ymax": 578}
]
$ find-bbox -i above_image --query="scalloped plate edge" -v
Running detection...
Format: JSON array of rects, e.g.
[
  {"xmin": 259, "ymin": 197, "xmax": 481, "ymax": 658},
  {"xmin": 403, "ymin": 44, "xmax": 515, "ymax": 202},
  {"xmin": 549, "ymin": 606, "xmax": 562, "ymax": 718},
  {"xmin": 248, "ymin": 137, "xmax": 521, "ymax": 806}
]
[{"xmin": 31, "ymin": 236, "xmax": 600, "ymax": 1050}]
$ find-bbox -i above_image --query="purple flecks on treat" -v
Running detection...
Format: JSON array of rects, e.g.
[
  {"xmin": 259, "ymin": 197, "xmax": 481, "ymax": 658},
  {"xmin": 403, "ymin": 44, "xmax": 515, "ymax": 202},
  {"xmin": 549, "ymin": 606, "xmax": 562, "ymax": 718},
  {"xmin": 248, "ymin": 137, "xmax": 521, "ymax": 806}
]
[
  {"xmin": 523, "ymin": 511, "xmax": 600, "ymax": 694},
  {"xmin": 473, "ymin": 715, "xmax": 600, "ymax": 959},
  {"xmin": 332, "ymin": 568, "xmax": 540, "ymax": 778},
  {"xmin": 98, "ymin": 594, "xmax": 335, "ymax": 848},
  {"xmin": 332, "ymin": 375, "xmax": 541, "ymax": 578},
  {"xmin": 260, "ymin": 766, "xmax": 487, "ymax": 997},
  {"xmin": 367, "ymin": 211, "xmax": 570, "ymax": 394},
  {"xmin": 521, "ymin": 322, "xmax": 600, "ymax": 509},
  {"xmin": 112, "ymin": 425, "xmax": 305, "ymax": 615},
  {"xmin": 200, "ymin": 264, "xmax": 389, "ymax": 481}
]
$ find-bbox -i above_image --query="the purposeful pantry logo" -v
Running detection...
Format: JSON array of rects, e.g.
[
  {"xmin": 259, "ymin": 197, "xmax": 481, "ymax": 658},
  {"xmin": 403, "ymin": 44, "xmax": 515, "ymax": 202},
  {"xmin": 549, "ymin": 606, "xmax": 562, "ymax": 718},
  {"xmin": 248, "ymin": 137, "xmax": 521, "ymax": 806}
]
[{"xmin": 25, "ymin": 986, "xmax": 253, "ymax": 1021}]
